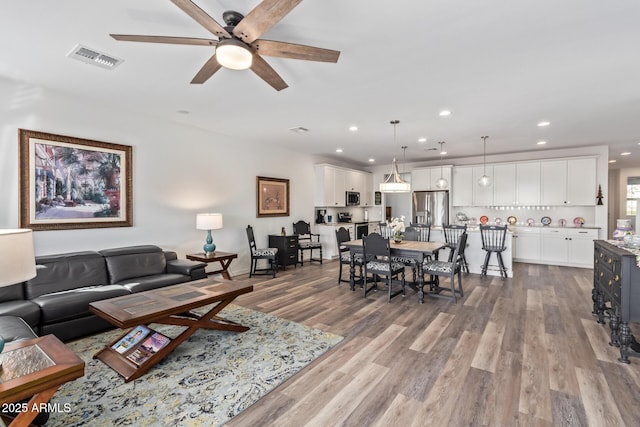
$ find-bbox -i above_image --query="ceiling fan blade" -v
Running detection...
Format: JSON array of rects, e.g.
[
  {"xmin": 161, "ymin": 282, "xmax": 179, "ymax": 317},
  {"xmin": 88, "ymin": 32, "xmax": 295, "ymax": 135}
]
[
  {"xmin": 110, "ymin": 34, "xmax": 217, "ymax": 46},
  {"xmin": 191, "ymin": 54, "xmax": 223, "ymax": 84},
  {"xmin": 250, "ymin": 54, "xmax": 288, "ymax": 91},
  {"xmin": 251, "ymin": 39, "xmax": 340, "ymax": 63},
  {"xmin": 233, "ymin": 0, "xmax": 302, "ymax": 44},
  {"xmin": 170, "ymin": 0, "xmax": 231, "ymax": 38}
]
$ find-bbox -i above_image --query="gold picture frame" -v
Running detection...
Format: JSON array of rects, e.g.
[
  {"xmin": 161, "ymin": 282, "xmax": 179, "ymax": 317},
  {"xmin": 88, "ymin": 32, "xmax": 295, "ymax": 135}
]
[
  {"xmin": 18, "ymin": 129, "xmax": 133, "ymax": 231},
  {"xmin": 256, "ymin": 176, "xmax": 290, "ymax": 218}
]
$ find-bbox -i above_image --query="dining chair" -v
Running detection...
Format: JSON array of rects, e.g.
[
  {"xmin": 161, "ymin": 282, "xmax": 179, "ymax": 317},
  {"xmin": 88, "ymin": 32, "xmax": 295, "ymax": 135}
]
[
  {"xmin": 246, "ymin": 225, "xmax": 278, "ymax": 278},
  {"xmin": 292, "ymin": 220, "xmax": 323, "ymax": 266},
  {"xmin": 379, "ymin": 222, "xmax": 392, "ymax": 239},
  {"xmin": 391, "ymin": 226, "xmax": 420, "ymax": 284},
  {"xmin": 480, "ymin": 224, "xmax": 508, "ymax": 279},
  {"xmin": 362, "ymin": 232, "xmax": 406, "ymax": 302},
  {"xmin": 409, "ymin": 223, "xmax": 431, "ymax": 242},
  {"xmin": 335, "ymin": 226, "xmax": 363, "ymax": 285},
  {"xmin": 422, "ymin": 232, "xmax": 468, "ymax": 303},
  {"xmin": 443, "ymin": 224, "xmax": 469, "ymax": 273}
]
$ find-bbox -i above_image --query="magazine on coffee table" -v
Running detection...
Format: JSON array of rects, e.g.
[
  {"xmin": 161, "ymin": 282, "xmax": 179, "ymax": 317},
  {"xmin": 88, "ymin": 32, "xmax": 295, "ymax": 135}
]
[
  {"xmin": 111, "ymin": 325, "xmax": 150, "ymax": 354},
  {"xmin": 125, "ymin": 331, "xmax": 171, "ymax": 366}
]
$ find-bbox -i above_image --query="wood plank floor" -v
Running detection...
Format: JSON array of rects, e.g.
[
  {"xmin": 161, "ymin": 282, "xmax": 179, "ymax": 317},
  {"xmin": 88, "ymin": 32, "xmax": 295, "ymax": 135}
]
[{"xmin": 225, "ymin": 261, "xmax": 640, "ymax": 426}]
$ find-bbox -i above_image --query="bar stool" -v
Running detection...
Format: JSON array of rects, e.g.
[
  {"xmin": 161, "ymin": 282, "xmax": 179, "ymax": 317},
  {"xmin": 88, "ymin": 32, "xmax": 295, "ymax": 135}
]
[
  {"xmin": 479, "ymin": 225, "xmax": 508, "ymax": 279},
  {"xmin": 443, "ymin": 224, "xmax": 469, "ymax": 273}
]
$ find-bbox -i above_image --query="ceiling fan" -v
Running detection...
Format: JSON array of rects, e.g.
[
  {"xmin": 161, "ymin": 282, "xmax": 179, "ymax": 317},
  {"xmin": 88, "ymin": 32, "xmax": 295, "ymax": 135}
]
[{"xmin": 110, "ymin": 0, "xmax": 340, "ymax": 91}]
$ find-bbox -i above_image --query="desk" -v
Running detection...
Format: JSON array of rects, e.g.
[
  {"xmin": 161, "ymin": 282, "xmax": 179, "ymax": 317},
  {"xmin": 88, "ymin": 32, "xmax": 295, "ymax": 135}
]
[
  {"xmin": 187, "ymin": 251, "xmax": 238, "ymax": 280},
  {"xmin": 343, "ymin": 239, "xmax": 446, "ymax": 303},
  {"xmin": 0, "ymin": 335, "xmax": 85, "ymax": 426}
]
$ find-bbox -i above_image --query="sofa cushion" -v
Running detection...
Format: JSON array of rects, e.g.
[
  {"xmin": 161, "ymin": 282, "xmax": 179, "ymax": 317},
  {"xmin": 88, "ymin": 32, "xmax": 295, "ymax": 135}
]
[
  {"xmin": 120, "ymin": 274, "xmax": 191, "ymax": 293},
  {"xmin": 32, "ymin": 285, "xmax": 131, "ymax": 324},
  {"xmin": 100, "ymin": 245, "xmax": 167, "ymax": 284},
  {"xmin": 0, "ymin": 301, "xmax": 40, "ymax": 328},
  {"xmin": 0, "ymin": 315, "xmax": 37, "ymax": 343},
  {"xmin": 0, "ymin": 283, "xmax": 25, "ymax": 302},
  {"xmin": 25, "ymin": 251, "xmax": 108, "ymax": 299}
]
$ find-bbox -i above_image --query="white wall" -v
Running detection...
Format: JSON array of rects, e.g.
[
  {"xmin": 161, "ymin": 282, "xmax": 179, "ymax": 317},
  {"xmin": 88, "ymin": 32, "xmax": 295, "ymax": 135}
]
[{"xmin": 0, "ymin": 77, "xmax": 319, "ymax": 276}]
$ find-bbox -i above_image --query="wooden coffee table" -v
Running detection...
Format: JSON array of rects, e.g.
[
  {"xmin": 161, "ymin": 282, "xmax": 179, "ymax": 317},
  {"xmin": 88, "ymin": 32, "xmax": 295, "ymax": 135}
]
[
  {"xmin": 89, "ymin": 278, "xmax": 253, "ymax": 382},
  {"xmin": 0, "ymin": 334, "xmax": 85, "ymax": 426}
]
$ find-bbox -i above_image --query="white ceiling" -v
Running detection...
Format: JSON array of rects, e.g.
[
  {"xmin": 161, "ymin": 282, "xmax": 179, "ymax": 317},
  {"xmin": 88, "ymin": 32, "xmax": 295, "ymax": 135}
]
[{"xmin": 2, "ymin": 0, "xmax": 639, "ymax": 168}]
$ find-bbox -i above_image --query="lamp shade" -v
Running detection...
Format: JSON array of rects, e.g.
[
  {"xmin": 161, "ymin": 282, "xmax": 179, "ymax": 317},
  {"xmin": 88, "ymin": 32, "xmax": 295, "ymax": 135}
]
[
  {"xmin": 0, "ymin": 229, "xmax": 36, "ymax": 287},
  {"xmin": 196, "ymin": 213, "xmax": 223, "ymax": 230},
  {"xmin": 216, "ymin": 39, "xmax": 252, "ymax": 70}
]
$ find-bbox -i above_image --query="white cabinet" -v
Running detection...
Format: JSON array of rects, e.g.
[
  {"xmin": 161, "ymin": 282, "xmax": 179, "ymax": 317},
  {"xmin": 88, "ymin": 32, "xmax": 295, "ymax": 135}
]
[
  {"xmin": 540, "ymin": 227, "xmax": 598, "ymax": 267},
  {"xmin": 315, "ymin": 164, "xmax": 373, "ymax": 208},
  {"xmin": 541, "ymin": 158, "xmax": 596, "ymax": 206},
  {"xmin": 411, "ymin": 167, "xmax": 452, "ymax": 191},
  {"xmin": 512, "ymin": 227, "xmax": 541, "ymax": 261},
  {"xmin": 493, "ymin": 164, "xmax": 516, "ymax": 205},
  {"xmin": 516, "ymin": 162, "xmax": 541, "ymax": 205},
  {"xmin": 317, "ymin": 224, "xmax": 355, "ymax": 259},
  {"xmin": 452, "ymin": 166, "xmax": 473, "ymax": 206},
  {"xmin": 472, "ymin": 165, "xmax": 494, "ymax": 205}
]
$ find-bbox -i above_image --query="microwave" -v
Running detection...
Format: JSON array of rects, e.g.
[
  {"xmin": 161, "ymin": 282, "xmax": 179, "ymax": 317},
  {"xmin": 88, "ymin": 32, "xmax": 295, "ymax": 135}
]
[{"xmin": 346, "ymin": 191, "xmax": 360, "ymax": 206}]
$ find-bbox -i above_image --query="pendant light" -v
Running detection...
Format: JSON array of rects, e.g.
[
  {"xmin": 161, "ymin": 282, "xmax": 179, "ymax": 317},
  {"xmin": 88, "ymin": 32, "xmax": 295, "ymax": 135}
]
[
  {"xmin": 380, "ymin": 120, "xmax": 411, "ymax": 193},
  {"xmin": 435, "ymin": 141, "xmax": 448, "ymax": 189},
  {"xmin": 478, "ymin": 135, "xmax": 492, "ymax": 187}
]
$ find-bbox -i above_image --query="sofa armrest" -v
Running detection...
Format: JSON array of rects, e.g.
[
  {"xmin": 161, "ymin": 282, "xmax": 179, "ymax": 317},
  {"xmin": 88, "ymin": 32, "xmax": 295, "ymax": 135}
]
[{"xmin": 167, "ymin": 259, "xmax": 207, "ymax": 280}]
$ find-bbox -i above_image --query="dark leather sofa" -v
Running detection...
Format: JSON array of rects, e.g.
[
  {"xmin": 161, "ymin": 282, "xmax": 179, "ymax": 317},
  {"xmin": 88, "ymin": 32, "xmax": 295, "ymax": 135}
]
[{"xmin": 0, "ymin": 245, "xmax": 206, "ymax": 342}]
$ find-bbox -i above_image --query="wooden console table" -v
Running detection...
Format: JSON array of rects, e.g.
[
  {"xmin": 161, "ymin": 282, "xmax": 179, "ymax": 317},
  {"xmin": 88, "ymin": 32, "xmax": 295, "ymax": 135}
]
[
  {"xmin": 187, "ymin": 251, "xmax": 238, "ymax": 280},
  {"xmin": 0, "ymin": 335, "xmax": 85, "ymax": 426},
  {"xmin": 90, "ymin": 278, "xmax": 253, "ymax": 382}
]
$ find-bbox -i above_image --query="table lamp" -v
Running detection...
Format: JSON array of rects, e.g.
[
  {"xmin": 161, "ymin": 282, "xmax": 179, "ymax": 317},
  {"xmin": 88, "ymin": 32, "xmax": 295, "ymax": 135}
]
[
  {"xmin": 0, "ymin": 229, "xmax": 37, "ymax": 354},
  {"xmin": 196, "ymin": 213, "xmax": 223, "ymax": 256}
]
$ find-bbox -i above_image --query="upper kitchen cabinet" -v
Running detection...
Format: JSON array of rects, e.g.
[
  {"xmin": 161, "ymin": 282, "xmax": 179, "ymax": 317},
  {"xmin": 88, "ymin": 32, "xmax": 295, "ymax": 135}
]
[
  {"xmin": 412, "ymin": 166, "xmax": 452, "ymax": 191},
  {"xmin": 540, "ymin": 158, "xmax": 596, "ymax": 205},
  {"xmin": 493, "ymin": 162, "xmax": 541, "ymax": 205},
  {"xmin": 452, "ymin": 166, "xmax": 473, "ymax": 206},
  {"xmin": 314, "ymin": 164, "xmax": 373, "ymax": 207}
]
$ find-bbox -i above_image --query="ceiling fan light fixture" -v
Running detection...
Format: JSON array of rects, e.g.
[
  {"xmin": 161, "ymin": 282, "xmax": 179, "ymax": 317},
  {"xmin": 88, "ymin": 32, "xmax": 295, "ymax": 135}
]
[{"xmin": 216, "ymin": 39, "xmax": 252, "ymax": 70}]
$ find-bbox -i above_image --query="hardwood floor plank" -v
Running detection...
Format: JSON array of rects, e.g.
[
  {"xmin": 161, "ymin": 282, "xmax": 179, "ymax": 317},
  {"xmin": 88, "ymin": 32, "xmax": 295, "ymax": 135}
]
[
  {"xmin": 408, "ymin": 312, "xmax": 454, "ymax": 354},
  {"xmin": 545, "ymin": 333, "xmax": 580, "ymax": 395},
  {"xmin": 483, "ymin": 350, "xmax": 522, "ymax": 426},
  {"xmin": 372, "ymin": 393, "xmax": 423, "ymax": 427},
  {"xmin": 462, "ymin": 285, "xmax": 486, "ymax": 307},
  {"xmin": 339, "ymin": 324, "xmax": 406, "ymax": 376},
  {"xmin": 471, "ymin": 320, "xmax": 505, "ymax": 373},
  {"xmin": 580, "ymin": 318, "xmax": 620, "ymax": 364},
  {"xmin": 550, "ymin": 389, "xmax": 589, "ymax": 426},
  {"xmin": 575, "ymin": 367, "xmax": 625, "ymax": 426},
  {"xmin": 597, "ymin": 360, "xmax": 640, "ymax": 426}
]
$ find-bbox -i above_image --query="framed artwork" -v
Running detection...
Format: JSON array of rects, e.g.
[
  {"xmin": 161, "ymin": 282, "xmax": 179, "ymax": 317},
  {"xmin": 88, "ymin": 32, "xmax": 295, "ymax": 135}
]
[
  {"xmin": 256, "ymin": 176, "xmax": 290, "ymax": 217},
  {"xmin": 18, "ymin": 129, "xmax": 133, "ymax": 231}
]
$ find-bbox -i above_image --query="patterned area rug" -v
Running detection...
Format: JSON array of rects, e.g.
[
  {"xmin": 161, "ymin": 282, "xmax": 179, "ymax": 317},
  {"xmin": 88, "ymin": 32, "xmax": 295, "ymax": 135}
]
[{"xmin": 47, "ymin": 305, "xmax": 343, "ymax": 426}]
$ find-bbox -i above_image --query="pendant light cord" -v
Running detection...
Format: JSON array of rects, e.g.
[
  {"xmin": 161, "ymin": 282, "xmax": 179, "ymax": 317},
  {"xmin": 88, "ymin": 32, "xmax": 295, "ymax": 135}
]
[{"xmin": 481, "ymin": 136, "xmax": 489, "ymax": 174}]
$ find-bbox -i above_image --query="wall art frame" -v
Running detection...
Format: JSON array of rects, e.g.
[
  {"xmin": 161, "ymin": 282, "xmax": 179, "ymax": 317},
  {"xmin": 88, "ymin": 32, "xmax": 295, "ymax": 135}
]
[
  {"xmin": 18, "ymin": 129, "xmax": 133, "ymax": 231},
  {"xmin": 256, "ymin": 176, "xmax": 290, "ymax": 218}
]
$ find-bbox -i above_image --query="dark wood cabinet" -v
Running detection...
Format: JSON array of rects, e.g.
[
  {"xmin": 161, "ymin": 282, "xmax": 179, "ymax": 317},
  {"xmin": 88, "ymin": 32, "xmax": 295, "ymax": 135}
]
[
  {"xmin": 269, "ymin": 235, "xmax": 299, "ymax": 270},
  {"xmin": 593, "ymin": 240, "xmax": 640, "ymax": 363}
]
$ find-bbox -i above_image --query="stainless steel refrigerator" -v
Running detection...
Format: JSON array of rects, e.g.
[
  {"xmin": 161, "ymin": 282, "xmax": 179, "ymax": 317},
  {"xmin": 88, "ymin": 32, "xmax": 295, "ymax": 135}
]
[{"xmin": 412, "ymin": 190, "xmax": 449, "ymax": 226}]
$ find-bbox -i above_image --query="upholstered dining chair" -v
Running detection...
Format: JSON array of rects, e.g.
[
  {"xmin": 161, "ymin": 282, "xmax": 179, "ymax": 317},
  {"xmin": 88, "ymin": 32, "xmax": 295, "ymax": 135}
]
[
  {"xmin": 335, "ymin": 226, "xmax": 363, "ymax": 285},
  {"xmin": 391, "ymin": 226, "xmax": 420, "ymax": 284},
  {"xmin": 293, "ymin": 221, "xmax": 323, "ymax": 266},
  {"xmin": 246, "ymin": 225, "xmax": 278, "ymax": 278},
  {"xmin": 443, "ymin": 224, "xmax": 469, "ymax": 273},
  {"xmin": 362, "ymin": 232, "xmax": 406, "ymax": 302},
  {"xmin": 422, "ymin": 232, "xmax": 468, "ymax": 303},
  {"xmin": 480, "ymin": 225, "xmax": 508, "ymax": 279}
]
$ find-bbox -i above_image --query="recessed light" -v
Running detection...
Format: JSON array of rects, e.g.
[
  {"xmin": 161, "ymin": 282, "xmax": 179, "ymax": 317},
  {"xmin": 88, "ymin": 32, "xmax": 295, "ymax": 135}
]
[
  {"xmin": 537, "ymin": 140, "xmax": 547, "ymax": 145},
  {"xmin": 537, "ymin": 121, "xmax": 551, "ymax": 127},
  {"xmin": 368, "ymin": 158, "xmax": 375, "ymax": 162},
  {"xmin": 609, "ymin": 160, "xmax": 617, "ymax": 163},
  {"xmin": 440, "ymin": 151, "xmax": 447, "ymax": 155},
  {"xmin": 439, "ymin": 110, "xmax": 451, "ymax": 116},
  {"xmin": 621, "ymin": 152, "xmax": 631, "ymax": 156},
  {"xmin": 349, "ymin": 125, "xmax": 358, "ymax": 132},
  {"xmin": 335, "ymin": 148, "xmax": 343, "ymax": 153},
  {"xmin": 418, "ymin": 137, "xmax": 427, "ymax": 143},
  {"xmin": 176, "ymin": 110, "xmax": 190, "ymax": 115},
  {"xmin": 289, "ymin": 126, "xmax": 309, "ymax": 133}
]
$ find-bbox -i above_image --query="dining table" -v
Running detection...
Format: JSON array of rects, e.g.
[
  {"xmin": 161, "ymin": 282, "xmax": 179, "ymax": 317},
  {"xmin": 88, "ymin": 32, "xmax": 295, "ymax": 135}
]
[{"xmin": 342, "ymin": 238, "xmax": 447, "ymax": 303}]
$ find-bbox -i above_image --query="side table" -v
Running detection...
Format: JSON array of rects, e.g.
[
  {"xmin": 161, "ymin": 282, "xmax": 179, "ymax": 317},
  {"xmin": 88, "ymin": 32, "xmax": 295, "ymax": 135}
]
[
  {"xmin": 268, "ymin": 235, "xmax": 299, "ymax": 270},
  {"xmin": 0, "ymin": 335, "xmax": 85, "ymax": 426},
  {"xmin": 186, "ymin": 251, "xmax": 238, "ymax": 280}
]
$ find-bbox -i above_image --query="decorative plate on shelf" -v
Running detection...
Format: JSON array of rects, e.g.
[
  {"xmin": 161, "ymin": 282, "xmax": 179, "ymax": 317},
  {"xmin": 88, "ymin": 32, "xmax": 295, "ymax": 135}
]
[
  {"xmin": 541, "ymin": 216, "xmax": 552, "ymax": 226},
  {"xmin": 469, "ymin": 217, "xmax": 478, "ymax": 226},
  {"xmin": 526, "ymin": 218, "xmax": 535, "ymax": 226},
  {"xmin": 495, "ymin": 218, "xmax": 503, "ymax": 225},
  {"xmin": 558, "ymin": 218, "xmax": 567, "ymax": 227},
  {"xmin": 507, "ymin": 216, "xmax": 517, "ymax": 225},
  {"xmin": 479, "ymin": 215, "xmax": 489, "ymax": 225},
  {"xmin": 573, "ymin": 217, "xmax": 585, "ymax": 227}
]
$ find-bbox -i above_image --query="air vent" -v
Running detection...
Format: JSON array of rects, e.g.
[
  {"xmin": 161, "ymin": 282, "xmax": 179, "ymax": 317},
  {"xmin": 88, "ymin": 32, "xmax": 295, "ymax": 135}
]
[
  {"xmin": 66, "ymin": 44, "xmax": 123, "ymax": 70},
  {"xmin": 289, "ymin": 126, "xmax": 310, "ymax": 133}
]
